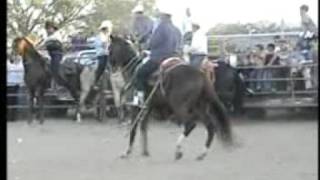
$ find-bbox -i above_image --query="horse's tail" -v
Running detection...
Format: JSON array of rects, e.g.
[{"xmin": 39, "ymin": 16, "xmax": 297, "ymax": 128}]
[{"xmin": 204, "ymin": 78, "xmax": 233, "ymax": 146}]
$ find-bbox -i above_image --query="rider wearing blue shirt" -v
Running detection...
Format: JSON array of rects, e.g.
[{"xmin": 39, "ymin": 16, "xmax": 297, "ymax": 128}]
[
  {"xmin": 135, "ymin": 7, "xmax": 181, "ymax": 104},
  {"xmin": 91, "ymin": 20, "xmax": 112, "ymax": 84}
]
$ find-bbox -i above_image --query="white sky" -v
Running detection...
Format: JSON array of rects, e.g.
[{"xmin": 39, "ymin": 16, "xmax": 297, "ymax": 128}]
[{"xmin": 157, "ymin": 0, "xmax": 318, "ymax": 31}]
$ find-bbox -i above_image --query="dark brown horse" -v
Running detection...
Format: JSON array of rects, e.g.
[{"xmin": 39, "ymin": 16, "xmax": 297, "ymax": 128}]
[
  {"xmin": 11, "ymin": 37, "xmax": 94, "ymax": 124},
  {"xmin": 109, "ymin": 36, "xmax": 234, "ymax": 160}
]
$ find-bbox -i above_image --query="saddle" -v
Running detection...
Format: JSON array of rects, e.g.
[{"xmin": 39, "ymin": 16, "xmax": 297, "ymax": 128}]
[
  {"xmin": 147, "ymin": 57, "xmax": 187, "ymax": 86},
  {"xmin": 146, "ymin": 57, "xmax": 218, "ymax": 86}
]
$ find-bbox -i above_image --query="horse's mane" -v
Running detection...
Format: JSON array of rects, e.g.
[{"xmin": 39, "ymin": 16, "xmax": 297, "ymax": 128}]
[
  {"xmin": 13, "ymin": 37, "xmax": 47, "ymax": 65},
  {"xmin": 22, "ymin": 37, "xmax": 43, "ymax": 57}
]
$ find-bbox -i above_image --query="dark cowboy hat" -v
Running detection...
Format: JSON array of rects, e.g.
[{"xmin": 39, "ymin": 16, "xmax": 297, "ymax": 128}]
[{"xmin": 45, "ymin": 21, "xmax": 58, "ymax": 30}]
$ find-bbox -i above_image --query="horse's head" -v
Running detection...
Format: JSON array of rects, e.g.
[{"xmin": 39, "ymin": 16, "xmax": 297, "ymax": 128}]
[
  {"xmin": 11, "ymin": 37, "xmax": 36, "ymax": 57},
  {"xmin": 109, "ymin": 34, "xmax": 138, "ymax": 70}
]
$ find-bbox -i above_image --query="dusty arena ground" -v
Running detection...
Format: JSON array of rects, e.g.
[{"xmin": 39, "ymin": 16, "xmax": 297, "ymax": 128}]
[{"xmin": 8, "ymin": 110, "xmax": 318, "ymax": 180}]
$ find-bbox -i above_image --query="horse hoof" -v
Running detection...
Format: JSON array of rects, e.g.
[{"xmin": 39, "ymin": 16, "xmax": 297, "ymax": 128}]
[
  {"xmin": 120, "ymin": 152, "xmax": 130, "ymax": 159},
  {"xmin": 142, "ymin": 151, "xmax": 150, "ymax": 157},
  {"xmin": 175, "ymin": 151, "xmax": 183, "ymax": 160},
  {"xmin": 196, "ymin": 154, "xmax": 206, "ymax": 161}
]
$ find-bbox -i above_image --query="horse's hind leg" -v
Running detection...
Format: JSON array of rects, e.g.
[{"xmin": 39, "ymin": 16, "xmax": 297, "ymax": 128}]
[
  {"xmin": 38, "ymin": 91, "xmax": 45, "ymax": 124},
  {"xmin": 196, "ymin": 115, "xmax": 216, "ymax": 161},
  {"xmin": 175, "ymin": 121, "xmax": 196, "ymax": 160},
  {"xmin": 28, "ymin": 93, "xmax": 36, "ymax": 125},
  {"xmin": 70, "ymin": 89, "xmax": 82, "ymax": 123}
]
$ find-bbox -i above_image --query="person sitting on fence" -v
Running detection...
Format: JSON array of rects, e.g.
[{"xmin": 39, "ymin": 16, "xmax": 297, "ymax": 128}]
[
  {"xmin": 248, "ymin": 44, "xmax": 266, "ymax": 91},
  {"xmin": 298, "ymin": 4, "xmax": 318, "ymax": 61},
  {"xmin": 264, "ymin": 43, "xmax": 280, "ymax": 92}
]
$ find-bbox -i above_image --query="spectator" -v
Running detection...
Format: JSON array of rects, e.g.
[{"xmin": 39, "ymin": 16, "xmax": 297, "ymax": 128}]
[
  {"xmin": 249, "ymin": 44, "xmax": 265, "ymax": 91},
  {"xmin": 298, "ymin": 4, "xmax": 318, "ymax": 61},
  {"xmin": 263, "ymin": 43, "xmax": 280, "ymax": 91},
  {"xmin": 7, "ymin": 56, "xmax": 25, "ymax": 121}
]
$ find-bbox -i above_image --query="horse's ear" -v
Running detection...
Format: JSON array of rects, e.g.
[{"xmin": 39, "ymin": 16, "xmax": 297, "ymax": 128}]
[
  {"xmin": 110, "ymin": 34, "xmax": 114, "ymax": 41},
  {"xmin": 110, "ymin": 34, "xmax": 118, "ymax": 42}
]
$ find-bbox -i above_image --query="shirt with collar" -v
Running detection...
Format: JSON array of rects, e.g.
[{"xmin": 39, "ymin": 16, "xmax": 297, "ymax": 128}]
[
  {"xmin": 190, "ymin": 29, "xmax": 208, "ymax": 55},
  {"xmin": 91, "ymin": 32, "xmax": 110, "ymax": 56}
]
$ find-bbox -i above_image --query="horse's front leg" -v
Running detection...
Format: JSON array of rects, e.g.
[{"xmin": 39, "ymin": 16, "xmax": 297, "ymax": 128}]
[
  {"xmin": 75, "ymin": 98, "xmax": 82, "ymax": 123},
  {"xmin": 120, "ymin": 106, "xmax": 142, "ymax": 158},
  {"xmin": 140, "ymin": 108, "xmax": 152, "ymax": 157}
]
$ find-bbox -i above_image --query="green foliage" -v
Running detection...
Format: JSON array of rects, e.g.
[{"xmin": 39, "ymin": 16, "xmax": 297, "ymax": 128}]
[
  {"xmin": 207, "ymin": 21, "xmax": 302, "ymax": 35},
  {"xmin": 84, "ymin": 0, "xmax": 155, "ymax": 35},
  {"xmin": 7, "ymin": 0, "xmax": 93, "ymax": 38}
]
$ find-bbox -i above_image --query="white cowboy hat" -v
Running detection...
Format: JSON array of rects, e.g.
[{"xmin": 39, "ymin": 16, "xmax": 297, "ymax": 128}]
[
  {"xmin": 157, "ymin": 3, "xmax": 173, "ymax": 15},
  {"xmin": 132, "ymin": 4, "xmax": 144, "ymax": 13},
  {"xmin": 99, "ymin": 20, "xmax": 113, "ymax": 30}
]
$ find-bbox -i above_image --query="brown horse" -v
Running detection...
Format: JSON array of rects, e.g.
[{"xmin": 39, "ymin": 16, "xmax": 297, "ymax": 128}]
[
  {"xmin": 109, "ymin": 35, "xmax": 234, "ymax": 160},
  {"xmin": 11, "ymin": 37, "xmax": 95, "ymax": 124}
]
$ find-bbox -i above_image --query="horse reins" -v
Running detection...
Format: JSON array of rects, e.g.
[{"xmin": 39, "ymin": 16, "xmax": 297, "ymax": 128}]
[{"xmin": 120, "ymin": 55, "xmax": 140, "ymax": 74}]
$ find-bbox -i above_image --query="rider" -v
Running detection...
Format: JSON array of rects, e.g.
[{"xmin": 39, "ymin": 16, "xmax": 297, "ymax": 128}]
[
  {"xmin": 188, "ymin": 22, "xmax": 208, "ymax": 68},
  {"xmin": 131, "ymin": 3, "xmax": 154, "ymax": 51},
  {"xmin": 92, "ymin": 20, "xmax": 113, "ymax": 85},
  {"xmin": 37, "ymin": 21, "xmax": 63, "ymax": 90},
  {"xmin": 134, "ymin": 6, "xmax": 181, "ymax": 105}
]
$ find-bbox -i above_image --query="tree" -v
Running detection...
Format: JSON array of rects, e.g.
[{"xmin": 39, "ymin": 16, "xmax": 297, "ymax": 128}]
[
  {"xmin": 7, "ymin": 0, "xmax": 94, "ymax": 39},
  {"xmin": 83, "ymin": 0, "xmax": 155, "ymax": 35},
  {"xmin": 207, "ymin": 21, "xmax": 302, "ymax": 35},
  {"xmin": 7, "ymin": 0, "xmax": 156, "ymax": 43}
]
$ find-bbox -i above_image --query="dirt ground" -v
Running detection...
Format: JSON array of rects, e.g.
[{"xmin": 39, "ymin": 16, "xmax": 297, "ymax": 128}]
[{"xmin": 7, "ymin": 110, "xmax": 318, "ymax": 180}]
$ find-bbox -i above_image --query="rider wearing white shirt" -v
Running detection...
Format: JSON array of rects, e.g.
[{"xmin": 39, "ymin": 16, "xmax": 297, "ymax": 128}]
[
  {"xmin": 189, "ymin": 23, "xmax": 208, "ymax": 67},
  {"xmin": 36, "ymin": 21, "xmax": 63, "ymax": 90}
]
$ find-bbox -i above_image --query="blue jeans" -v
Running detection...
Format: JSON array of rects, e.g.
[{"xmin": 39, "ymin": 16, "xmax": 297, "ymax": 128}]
[
  {"xmin": 49, "ymin": 50, "xmax": 63, "ymax": 78},
  {"xmin": 190, "ymin": 54, "xmax": 206, "ymax": 68},
  {"xmin": 49, "ymin": 50, "xmax": 63, "ymax": 87},
  {"xmin": 95, "ymin": 55, "xmax": 108, "ymax": 83},
  {"xmin": 262, "ymin": 69, "xmax": 273, "ymax": 91},
  {"xmin": 249, "ymin": 69, "xmax": 263, "ymax": 90}
]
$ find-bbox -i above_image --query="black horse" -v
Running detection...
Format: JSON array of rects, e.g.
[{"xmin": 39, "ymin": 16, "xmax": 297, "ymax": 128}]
[
  {"xmin": 213, "ymin": 61, "xmax": 246, "ymax": 114},
  {"xmin": 11, "ymin": 37, "xmax": 96, "ymax": 124},
  {"xmin": 109, "ymin": 35, "xmax": 234, "ymax": 160}
]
